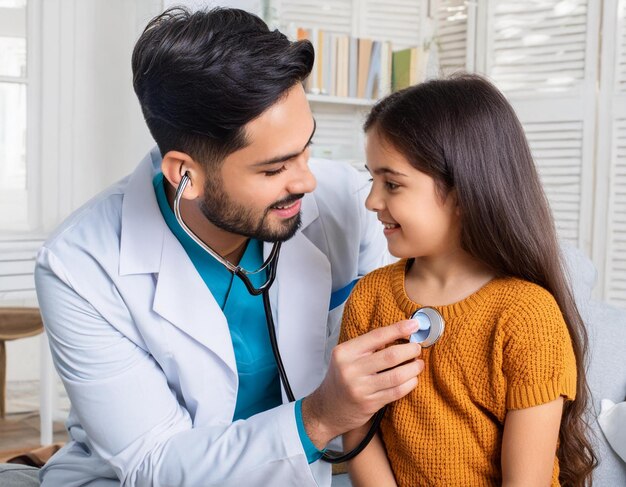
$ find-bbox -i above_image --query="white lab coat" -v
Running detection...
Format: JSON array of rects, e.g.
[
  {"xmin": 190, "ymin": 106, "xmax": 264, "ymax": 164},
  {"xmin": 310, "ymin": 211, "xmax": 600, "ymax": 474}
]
[{"xmin": 35, "ymin": 147, "xmax": 389, "ymax": 487}]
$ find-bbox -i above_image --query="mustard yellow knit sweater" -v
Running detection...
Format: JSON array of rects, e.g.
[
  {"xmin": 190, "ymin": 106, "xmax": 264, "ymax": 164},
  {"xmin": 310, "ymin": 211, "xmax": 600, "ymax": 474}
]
[{"xmin": 339, "ymin": 260, "xmax": 577, "ymax": 487}]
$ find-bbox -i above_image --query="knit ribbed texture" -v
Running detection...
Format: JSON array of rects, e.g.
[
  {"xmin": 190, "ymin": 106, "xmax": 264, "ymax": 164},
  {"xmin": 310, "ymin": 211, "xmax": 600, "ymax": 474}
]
[{"xmin": 339, "ymin": 260, "xmax": 577, "ymax": 487}]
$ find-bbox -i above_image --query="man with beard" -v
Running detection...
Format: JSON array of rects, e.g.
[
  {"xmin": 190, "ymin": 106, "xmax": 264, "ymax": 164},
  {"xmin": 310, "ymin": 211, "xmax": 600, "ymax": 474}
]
[{"xmin": 33, "ymin": 7, "xmax": 425, "ymax": 487}]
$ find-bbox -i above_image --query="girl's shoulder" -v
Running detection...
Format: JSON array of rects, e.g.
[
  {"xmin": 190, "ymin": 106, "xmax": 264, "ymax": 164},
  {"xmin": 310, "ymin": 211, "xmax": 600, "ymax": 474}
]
[
  {"xmin": 494, "ymin": 277, "xmax": 559, "ymax": 309},
  {"xmin": 492, "ymin": 277, "xmax": 567, "ymax": 333}
]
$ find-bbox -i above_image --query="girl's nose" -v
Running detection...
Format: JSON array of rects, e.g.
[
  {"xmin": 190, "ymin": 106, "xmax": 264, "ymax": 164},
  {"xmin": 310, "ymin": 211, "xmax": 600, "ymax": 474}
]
[{"xmin": 365, "ymin": 184, "xmax": 383, "ymax": 213}]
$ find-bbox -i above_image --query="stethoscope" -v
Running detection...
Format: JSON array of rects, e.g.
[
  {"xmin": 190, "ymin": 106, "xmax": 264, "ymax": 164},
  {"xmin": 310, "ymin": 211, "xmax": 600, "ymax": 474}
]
[{"xmin": 174, "ymin": 173, "xmax": 445, "ymax": 463}]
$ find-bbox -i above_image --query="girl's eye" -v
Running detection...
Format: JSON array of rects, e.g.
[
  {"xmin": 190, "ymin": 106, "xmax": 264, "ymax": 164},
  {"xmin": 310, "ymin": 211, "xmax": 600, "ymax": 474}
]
[
  {"xmin": 385, "ymin": 181, "xmax": 399, "ymax": 191},
  {"xmin": 264, "ymin": 165, "xmax": 287, "ymax": 176}
]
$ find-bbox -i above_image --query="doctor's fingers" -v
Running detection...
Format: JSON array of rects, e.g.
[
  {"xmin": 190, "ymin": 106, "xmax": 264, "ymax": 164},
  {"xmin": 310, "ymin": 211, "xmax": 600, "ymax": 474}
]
[
  {"xmin": 343, "ymin": 320, "xmax": 421, "ymax": 356},
  {"xmin": 366, "ymin": 374, "xmax": 420, "ymax": 407},
  {"xmin": 364, "ymin": 358, "xmax": 424, "ymax": 395},
  {"xmin": 357, "ymin": 342, "xmax": 422, "ymax": 376}
]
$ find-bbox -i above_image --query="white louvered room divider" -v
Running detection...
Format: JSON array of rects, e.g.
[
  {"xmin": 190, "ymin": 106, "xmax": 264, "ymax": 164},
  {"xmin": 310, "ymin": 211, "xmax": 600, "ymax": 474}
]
[
  {"xmin": 486, "ymin": 0, "xmax": 589, "ymax": 97},
  {"xmin": 277, "ymin": 0, "xmax": 353, "ymax": 34},
  {"xmin": 523, "ymin": 119, "xmax": 584, "ymax": 245},
  {"xmin": 436, "ymin": 0, "xmax": 474, "ymax": 75},
  {"xmin": 607, "ymin": 118, "xmax": 626, "ymax": 307},
  {"xmin": 480, "ymin": 0, "xmax": 600, "ymax": 261},
  {"xmin": 358, "ymin": 0, "xmax": 422, "ymax": 50},
  {"xmin": 619, "ymin": 0, "xmax": 626, "ymax": 95},
  {"xmin": 599, "ymin": 0, "xmax": 626, "ymax": 308}
]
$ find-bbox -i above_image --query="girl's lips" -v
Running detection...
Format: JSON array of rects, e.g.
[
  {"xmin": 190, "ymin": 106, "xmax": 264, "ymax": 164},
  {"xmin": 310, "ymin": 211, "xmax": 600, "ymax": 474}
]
[
  {"xmin": 381, "ymin": 221, "xmax": 401, "ymax": 236},
  {"xmin": 271, "ymin": 198, "xmax": 302, "ymax": 218},
  {"xmin": 383, "ymin": 225, "xmax": 400, "ymax": 236}
]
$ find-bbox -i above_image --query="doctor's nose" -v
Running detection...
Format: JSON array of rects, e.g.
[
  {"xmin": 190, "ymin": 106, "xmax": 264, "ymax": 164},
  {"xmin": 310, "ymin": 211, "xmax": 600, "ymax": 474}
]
[{"xmin": 287, "ymin": 157, "xmax": 317, "ymax": 195}]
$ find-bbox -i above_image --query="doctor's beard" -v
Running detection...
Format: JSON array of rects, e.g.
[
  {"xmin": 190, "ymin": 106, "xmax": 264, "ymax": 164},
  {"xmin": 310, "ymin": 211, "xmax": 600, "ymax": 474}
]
[{"xmin": 199, "ymin": 177, "xmax": 303, "ymax": 243}]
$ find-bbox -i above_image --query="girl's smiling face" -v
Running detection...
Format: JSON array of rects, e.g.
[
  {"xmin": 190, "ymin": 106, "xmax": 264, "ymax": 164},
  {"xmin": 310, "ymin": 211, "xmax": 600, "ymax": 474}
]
[{"xmin": 364, "ymin": 129, "xmax": 462, "ymax": 260}]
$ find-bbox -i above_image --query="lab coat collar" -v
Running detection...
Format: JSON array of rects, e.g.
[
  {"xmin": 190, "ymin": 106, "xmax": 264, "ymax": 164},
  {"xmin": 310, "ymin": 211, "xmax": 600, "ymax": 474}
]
[{"xmin": 119, "ymin": 147, "xmax": 165, "ymax": 276}]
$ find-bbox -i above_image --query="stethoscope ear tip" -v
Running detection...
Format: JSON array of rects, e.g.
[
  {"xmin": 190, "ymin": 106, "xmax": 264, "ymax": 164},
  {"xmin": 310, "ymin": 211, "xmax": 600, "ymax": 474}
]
[{"xmin": 409, "ymin": 307, "xmax": 445, "ymax": 348}]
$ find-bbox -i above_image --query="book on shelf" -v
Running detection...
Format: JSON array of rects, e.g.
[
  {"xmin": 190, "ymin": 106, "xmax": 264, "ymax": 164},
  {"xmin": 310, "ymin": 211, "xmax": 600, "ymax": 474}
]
[
  {"xmin": 357, "ymin": 37, "xmax": 373, "ymax": 98},
  {"xmin": 329, "ymin": 33, "xmax": 339, "ymax": 97},
  {"xmin": 297, "ymin": 27, "xmax": 320, "ymax": 94},
  {"xmin": 380, "ymin": 42, "xmax": 392, "ymax": 98},
  {"xmin": 391, "ymin": 46, "xmax": 429, "ymax": 92},
  {"xmin": 312, "ymin": 30, "xmax": 324, "ymax": 93},
  {"xmin": 322, "ymin": 31, "xmax": 333, "ymax": 95},
  {"xmin": 297, "ymin": 27, "xmax": 423, "ymax": 101},
  {"xmin": 348, "ymin": 36, "xmax": 358, "ymax": 98},
  {"xmin": 336, "ymin": 35, "xmax": 349, "ymax": 98}
]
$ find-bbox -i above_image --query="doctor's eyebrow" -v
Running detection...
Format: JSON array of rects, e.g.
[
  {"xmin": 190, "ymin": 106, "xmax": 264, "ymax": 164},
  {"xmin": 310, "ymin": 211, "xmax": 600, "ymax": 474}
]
[
  {"xmin": 252, "ymin": 119, "xmax": 317, "ymax": 166},
  {"xmin": 364, "ymin": 164, "xmax": 409, "ymax": 177}
]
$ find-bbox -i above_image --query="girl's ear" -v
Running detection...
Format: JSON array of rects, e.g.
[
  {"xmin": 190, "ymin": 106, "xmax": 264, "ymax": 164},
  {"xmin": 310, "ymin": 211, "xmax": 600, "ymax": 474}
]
[
  {"xmin": 161, "ymin": 151, "xmax": 203, "ymax": 200},
  {"xmin": 448, "ymin": 189, "xmax": 461, "ymax": 217}
]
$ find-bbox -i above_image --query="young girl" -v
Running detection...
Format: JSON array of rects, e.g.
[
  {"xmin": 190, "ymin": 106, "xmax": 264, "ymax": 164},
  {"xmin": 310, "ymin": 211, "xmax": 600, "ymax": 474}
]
[{"xmin": 340, "ymin": 75, "xmax": 596, "ymax": 487}]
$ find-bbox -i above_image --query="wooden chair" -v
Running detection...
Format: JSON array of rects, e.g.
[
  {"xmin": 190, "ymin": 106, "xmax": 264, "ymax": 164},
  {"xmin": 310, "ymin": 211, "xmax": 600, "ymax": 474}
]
[{"xmin": 0, "ymin": 308, "xmax": 43, "ymax": 418}]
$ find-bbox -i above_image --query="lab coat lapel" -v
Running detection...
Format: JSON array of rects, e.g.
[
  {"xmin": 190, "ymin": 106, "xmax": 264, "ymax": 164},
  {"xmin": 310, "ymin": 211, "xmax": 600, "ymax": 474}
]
[
  {"xmin": 153, "ymin": 232, "xmax": 237, "ymax": 375},
  {"xmin": 266, "ymin": 194, "xmax": 331, "ymax": 401},
  {"xmin": 120, "ymin": 148, "xmax": 237, "ymax": 375}
]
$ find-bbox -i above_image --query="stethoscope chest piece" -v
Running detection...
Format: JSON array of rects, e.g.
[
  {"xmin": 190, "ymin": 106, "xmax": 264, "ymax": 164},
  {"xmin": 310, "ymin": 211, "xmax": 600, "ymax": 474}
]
[{"xmin": 409, "ymin": 307, "xmax": 445, "ymax": 348}]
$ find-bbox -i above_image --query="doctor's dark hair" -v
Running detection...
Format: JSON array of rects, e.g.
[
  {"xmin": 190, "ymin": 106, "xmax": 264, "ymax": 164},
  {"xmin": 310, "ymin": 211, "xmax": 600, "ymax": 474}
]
[
  {"xmin": 364, "ymin": 75, "xmax": 596, "ymax": 486},
  {"xmin": 132, "ymin": 7, "xmax": 314, "ymax": 167}
]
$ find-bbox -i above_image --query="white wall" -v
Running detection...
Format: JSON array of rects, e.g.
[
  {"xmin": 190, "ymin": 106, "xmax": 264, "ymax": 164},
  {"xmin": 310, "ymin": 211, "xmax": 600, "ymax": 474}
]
[
  {"xmin": 39, "ymin": 0, "xmax": 158, "ymax": 233},
  {"xmin": 5, "ymin": 0, "xmax": 159, "ymax": 382}
]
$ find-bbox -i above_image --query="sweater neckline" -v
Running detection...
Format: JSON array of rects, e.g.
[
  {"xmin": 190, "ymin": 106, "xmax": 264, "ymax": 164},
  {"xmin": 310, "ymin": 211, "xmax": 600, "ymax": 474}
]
[{"xmin": 390, "ymin": 259, "xmax": 504, "ymax": 321}]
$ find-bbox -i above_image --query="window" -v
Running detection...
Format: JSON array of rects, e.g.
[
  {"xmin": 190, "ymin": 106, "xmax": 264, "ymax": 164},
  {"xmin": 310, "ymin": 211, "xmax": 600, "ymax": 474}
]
[{"xmin": 0, "ymin": 0, "xmax": 38, "ymax": 232}]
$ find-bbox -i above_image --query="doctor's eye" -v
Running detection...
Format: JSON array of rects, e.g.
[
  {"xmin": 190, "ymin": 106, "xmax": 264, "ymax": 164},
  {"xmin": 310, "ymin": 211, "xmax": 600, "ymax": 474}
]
[{"xmin": 264, "ymin": 165, "xmax": 287, "ymax": 176}]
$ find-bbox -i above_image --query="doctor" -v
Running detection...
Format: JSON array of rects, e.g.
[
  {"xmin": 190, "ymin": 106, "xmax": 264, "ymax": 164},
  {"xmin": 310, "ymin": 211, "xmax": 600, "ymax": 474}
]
[{"xmin": 34, "ymin": 6, "xmax": 425, "ymax": 487}]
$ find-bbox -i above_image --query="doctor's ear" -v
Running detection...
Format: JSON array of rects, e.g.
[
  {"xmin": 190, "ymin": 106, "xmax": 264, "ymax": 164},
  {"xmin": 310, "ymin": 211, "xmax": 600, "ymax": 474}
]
[{"xmin": 161, "ymin": 151, "xmax": 203, "ymax": 200}]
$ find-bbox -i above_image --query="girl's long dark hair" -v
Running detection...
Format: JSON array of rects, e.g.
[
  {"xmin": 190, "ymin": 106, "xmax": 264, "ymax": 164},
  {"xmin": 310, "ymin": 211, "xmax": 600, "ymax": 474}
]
[{"xmin": 365, "ymin": 74, "xmax": 596, "ymax": 486}]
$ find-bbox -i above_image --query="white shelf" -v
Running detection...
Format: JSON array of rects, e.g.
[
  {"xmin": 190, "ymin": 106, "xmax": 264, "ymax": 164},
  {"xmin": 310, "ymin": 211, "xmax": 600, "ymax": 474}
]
[{"xmin": 306, "ymin": 94, "xmax": 377, "ymax": 106}]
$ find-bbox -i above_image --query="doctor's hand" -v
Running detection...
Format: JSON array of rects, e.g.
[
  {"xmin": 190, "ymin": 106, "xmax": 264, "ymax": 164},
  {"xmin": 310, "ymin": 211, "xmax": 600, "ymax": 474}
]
[{"xmin": 301, "ymin": 319, "xmax": 424, "ymax": 450}]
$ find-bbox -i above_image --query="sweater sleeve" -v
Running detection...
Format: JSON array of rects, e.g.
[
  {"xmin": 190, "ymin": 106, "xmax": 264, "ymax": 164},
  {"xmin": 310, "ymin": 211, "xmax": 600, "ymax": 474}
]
[{"xmin": 501, "ymin": 285, "xmax": 578, "ymax": 410}]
